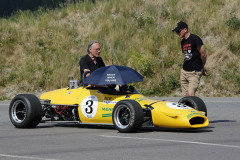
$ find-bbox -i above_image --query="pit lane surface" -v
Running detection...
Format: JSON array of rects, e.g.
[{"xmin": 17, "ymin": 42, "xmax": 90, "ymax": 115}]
[{"xmin": 0, "ymin": 97, "xmax": 240, "ymax": 160}]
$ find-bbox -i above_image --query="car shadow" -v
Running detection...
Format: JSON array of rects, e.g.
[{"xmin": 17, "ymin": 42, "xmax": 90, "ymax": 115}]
[
  {"xmin": 54, "ymin": 123, "xmax": 117, "ymax": 130},
  {"xmin": 37, "ymin": 122, "xmax": 213, "ymax": 133},
  {"xmin": 139, "ymin": 127, "xmax": 213, "ymax": 133},
  {"xmin": 55, "ymin": 124, "xmax": 213, "ymax": 133},
  {"xmin": 209, "ymin": 120, "xmax": 236, "ymax": 123},
  {"xmin": 35, "ymin": 125, "xmax": 55, "ymax": 129}
]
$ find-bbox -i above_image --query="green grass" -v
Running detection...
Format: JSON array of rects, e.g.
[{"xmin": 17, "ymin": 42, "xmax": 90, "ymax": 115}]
[{"xmin": 0, "ymin": 0, "xmax": 240, "ymax": 98}]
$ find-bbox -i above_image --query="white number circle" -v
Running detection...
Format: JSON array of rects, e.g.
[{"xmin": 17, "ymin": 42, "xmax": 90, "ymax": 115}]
[
  {"xmin": 166, "ymin": 102, "xmax": 192, "ymax": 109},
  {"xmin": 81, "ymin": 95, "xmax": 98, "ymax": 119}
]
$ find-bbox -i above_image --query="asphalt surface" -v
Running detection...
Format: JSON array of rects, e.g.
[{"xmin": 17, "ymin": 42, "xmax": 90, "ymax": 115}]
[{"xmin": 0, "ymin": 97, "xmax": 240, "ymax": 160}]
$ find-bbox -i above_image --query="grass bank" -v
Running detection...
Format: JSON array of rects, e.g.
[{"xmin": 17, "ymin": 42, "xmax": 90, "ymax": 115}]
[{"xmin": 0, "ymin": 0, "xmax": 240, "ymax": 99}]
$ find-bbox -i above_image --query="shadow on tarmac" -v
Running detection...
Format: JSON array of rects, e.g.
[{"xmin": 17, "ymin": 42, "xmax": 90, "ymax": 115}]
[
  {"xmin": 140, "ymin": 126, "xmax": 213, "ymax": 133},
  {"xmin": 209, "ymin": 120, "xmax": 236, "ymax": 123},
  {"xmin": 36, "ymin": 122, "xmax": 213, "ymax": 133}
]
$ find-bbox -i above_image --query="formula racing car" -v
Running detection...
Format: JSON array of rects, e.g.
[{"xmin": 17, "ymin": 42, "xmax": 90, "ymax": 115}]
[{"xmin": 9, "ymin": 65, "xmax": 209, "ymax": 133}]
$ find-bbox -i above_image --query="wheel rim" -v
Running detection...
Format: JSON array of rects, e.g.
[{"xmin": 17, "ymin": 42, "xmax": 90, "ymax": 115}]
[
  {"xmin": 114, "ymin": 104, "xmax": 131, "ymax": 129},
  {"xmin": 11, "ymin": 100, "xmax": 27, "ymax": 123},
  {"xmin": 180, "ymin": 101, "xmax": 195, "ymax": 109}
]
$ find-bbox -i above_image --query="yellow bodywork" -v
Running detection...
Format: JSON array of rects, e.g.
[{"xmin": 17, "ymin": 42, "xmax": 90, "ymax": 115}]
[{"xmin": 40, "ymin": 87, "xmax": 209, "ymax": 128}]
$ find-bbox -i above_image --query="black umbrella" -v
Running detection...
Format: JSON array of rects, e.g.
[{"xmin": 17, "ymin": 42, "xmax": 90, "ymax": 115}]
[{"xmin": 83, "ymin": 65, "xmax": 143, "ymax": 86}]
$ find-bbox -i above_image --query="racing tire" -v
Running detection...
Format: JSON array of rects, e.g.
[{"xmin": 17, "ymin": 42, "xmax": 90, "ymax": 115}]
[
  {"xmin": 9, "ymin": 94, "xmax": 42, "ymax": 128},
  {"xmin": 178, "ymin": 96, "xmax": 207, "ymax": 116},
  {"xmin": 112, "ymin": 100, "xmax": 144, "ymax": 133}
]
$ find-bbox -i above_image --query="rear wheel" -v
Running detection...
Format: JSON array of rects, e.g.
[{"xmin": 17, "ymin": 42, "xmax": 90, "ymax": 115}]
[
  {"xmin": 112, "ymin": 100, "xmax": 143, "ymax": 133},
  {"xmin": 9, "ymin": 94, "xmax": 42, "ymax": 128},
  {"xmin": 179, "ymin": 96, "xmax": 207, "ymax": 116}
]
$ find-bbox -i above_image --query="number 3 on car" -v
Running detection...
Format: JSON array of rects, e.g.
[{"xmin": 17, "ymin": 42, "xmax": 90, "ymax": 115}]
[{"xmin": 80, "ymin": 95, "xmax": 98, "ymax": 119}]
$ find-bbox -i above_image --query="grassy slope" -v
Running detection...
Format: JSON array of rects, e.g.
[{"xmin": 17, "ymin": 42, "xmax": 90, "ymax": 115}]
[{"xmin": 0, "ymin": 0, "xmax": 240, "ymax": 99}]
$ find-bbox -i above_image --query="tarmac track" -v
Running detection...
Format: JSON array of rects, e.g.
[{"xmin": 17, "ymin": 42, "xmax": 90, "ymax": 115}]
[{"xmin": 0, "ymin": 97, "xmax": 240, "ymax": 160}]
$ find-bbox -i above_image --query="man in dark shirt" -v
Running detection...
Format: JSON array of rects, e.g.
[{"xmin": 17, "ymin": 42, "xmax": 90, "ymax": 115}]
[
  {"xmin": 79, "ymin": 40, "xmax": 105, "ymax": 81},
  {"xmin": 172, "ymin": 21, "xmax": 208, "ymax": 96}
]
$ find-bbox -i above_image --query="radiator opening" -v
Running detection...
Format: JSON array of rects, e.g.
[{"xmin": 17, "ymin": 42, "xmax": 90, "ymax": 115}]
[{"xmin": 189, "ymin": 117, "xmax": 205, "ymax": 125}]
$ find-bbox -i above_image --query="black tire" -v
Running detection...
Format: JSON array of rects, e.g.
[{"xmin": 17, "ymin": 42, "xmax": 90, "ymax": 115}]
[
  {"xmin": 9, "ymin": 94, "xmax": 42, "ymax": 128},
  {"xmin": 112, "ymin": 100, "xmax": 144, "ymax": 133},
  {"xmin": 178, "ymin": 96, "xmax": 207, "ymax": 116}
]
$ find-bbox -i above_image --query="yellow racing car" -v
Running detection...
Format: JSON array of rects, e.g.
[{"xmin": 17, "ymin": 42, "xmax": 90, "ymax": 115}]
[{"xmin": 9, "ymin": 66, "xmax": 209, "ymax": 133}]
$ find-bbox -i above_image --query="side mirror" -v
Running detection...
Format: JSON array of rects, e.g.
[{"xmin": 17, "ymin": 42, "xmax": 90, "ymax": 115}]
[{"xmin": 128, "ymin": 85, "xmax": 135, "ymax": 92}]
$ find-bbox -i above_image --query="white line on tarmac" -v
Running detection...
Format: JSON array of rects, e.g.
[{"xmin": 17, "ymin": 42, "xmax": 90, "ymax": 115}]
[
  {"xmin": 99, "ymin": 135, "xmax": 240, "ymax": 149},
  {"xmin": 205, "ymin": 101, "xmax": 240, "ymax": 103},
  {"xmin": 0, "ymin": 104, "xmax": 9, "ymax": 106},
  {"xmin": 0, "ymin": 154, "xmax": 59, "ymax": 160}
]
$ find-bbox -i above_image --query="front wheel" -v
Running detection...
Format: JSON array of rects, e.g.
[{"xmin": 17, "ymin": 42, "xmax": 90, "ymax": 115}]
[
  {"xmin": 112, "ymin": 100, "xmax": 143, "ymax": 133},
  {"xmin": 9, "ymin": 94, "xmax": 42, "ymax": 128},
  {"xmin": 179, "ymin": 96, "xmax": 207, "ymax": 116}
]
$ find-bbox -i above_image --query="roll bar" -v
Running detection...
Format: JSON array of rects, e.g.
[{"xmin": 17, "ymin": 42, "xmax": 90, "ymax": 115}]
[{"xmin": 82, "ymin": 71, "xmax": 91, "ymax": 88}]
